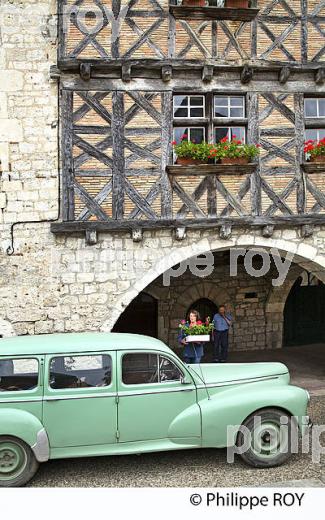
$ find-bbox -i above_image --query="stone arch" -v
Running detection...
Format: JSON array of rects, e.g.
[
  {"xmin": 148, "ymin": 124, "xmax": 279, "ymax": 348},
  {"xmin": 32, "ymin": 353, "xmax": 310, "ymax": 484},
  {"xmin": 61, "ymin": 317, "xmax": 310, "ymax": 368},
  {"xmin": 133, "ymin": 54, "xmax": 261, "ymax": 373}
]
[
  {"xmin": 169, "ymin": 281, "xmax": 231, "ymax": 320},
  {"xmin": 101, "ymin": 233, "xmax": 325, "ymax": 332}
]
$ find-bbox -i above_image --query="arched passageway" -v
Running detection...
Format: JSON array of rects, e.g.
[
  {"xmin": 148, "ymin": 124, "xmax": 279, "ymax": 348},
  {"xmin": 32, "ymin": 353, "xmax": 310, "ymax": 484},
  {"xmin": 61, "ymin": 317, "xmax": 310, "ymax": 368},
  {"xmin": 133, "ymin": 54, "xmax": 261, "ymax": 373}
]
[
  {"xmin": 284, "ymin": 277, "xmax": 325, "ymax": 346},
  {"xmin": 112, "ymin": 292, "xmax": 158, "ymax": 338}
]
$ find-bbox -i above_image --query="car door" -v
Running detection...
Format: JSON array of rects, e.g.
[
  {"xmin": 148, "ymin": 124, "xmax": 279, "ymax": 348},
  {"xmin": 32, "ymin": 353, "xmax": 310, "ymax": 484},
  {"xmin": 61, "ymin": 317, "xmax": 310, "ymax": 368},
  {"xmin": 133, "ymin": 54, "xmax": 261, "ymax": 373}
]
[
  {"xmin": 43, "ymin": 351, "xmax": 117, "ymax": 448},
  {"xmin": 117, "ymin": 350, "xmax": 201, "ymax": 444}
]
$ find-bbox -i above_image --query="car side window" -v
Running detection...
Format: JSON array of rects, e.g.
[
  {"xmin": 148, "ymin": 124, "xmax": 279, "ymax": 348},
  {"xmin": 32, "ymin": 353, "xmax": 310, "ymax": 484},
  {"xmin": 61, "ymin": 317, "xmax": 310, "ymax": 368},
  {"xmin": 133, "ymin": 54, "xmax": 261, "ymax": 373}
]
[
  {"xmin": 0, "ymin": 358, "xmax": 38, "ymax": 392},
  {"xmin": 49, "ymin": 354, "xmax": 112, "ymax": 389},
  {"xmin": 122, "ymin": 353, "xmax": 183, "ymax": 385}
]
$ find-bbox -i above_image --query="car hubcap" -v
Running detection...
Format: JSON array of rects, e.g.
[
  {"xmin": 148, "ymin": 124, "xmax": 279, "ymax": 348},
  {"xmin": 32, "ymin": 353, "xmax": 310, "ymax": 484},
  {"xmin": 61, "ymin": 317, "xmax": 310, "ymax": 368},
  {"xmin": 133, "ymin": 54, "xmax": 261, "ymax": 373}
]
[
  {"xmin": 251, "ymin": 421, "xmax": 287, "ymax": 459},
  {"xmin": 0, "ymin": 442, "xmax": 27, "ymax": 481}
]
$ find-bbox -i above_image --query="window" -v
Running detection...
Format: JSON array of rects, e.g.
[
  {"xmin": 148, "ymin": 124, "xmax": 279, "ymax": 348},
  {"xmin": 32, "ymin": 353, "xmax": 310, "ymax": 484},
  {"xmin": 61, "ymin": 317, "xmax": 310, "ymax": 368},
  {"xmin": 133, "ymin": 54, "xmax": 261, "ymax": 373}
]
[
  {"xmin": 304, "ymin": 98, "xmax": 325, "ymax": 145},
  {"xmin": 173, "ymin": 95, "xmax": 205, "ymax": 119},
  {"xmin": 214, "ymin": 96, "xmax": 245, "ymax": 118},
  {"xmin": 305, "ymin": 128, "xmax": 325, "ymax": 142},
  {"xmin": 172, "ymin": 93, "xmax": 247, "ymax": 162},
  {"xmin": 122, "ymin": 353, "xmax": 183, "ymax": 385},
  {"xmin": 305, "ymin": 98, "xmax": 325, "ymax": 118},
  {"xmin": 0, "ymin": 358, "xmax": 38, "ymax": 392},
  {"xmin": 174, "ymin": 127, "xmax": 205, "ymax": 144},
  {"xmin": 215, "ymin": 126, "xmax": 246, "ymax": 144},
  {"xmin": 49, "ymin": 354, "xmax": 112, "ymax": 389}
]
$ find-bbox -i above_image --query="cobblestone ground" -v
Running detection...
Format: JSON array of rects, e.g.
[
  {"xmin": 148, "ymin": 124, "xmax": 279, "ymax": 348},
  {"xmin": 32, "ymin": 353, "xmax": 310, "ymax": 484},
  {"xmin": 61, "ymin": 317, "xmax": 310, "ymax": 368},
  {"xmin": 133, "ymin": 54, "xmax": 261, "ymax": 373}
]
[{"xmin": 30, "ymin": 396, "xmax": 325, "ymax": 488}]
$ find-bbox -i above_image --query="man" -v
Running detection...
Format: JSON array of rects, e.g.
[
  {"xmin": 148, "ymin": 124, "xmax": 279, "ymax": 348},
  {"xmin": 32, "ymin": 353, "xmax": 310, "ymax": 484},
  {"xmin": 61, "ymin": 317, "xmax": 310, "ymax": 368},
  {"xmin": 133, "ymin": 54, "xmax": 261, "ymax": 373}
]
[{"xmin": 213, "ymin": 304, "xmax": 232, "ymax": 363}]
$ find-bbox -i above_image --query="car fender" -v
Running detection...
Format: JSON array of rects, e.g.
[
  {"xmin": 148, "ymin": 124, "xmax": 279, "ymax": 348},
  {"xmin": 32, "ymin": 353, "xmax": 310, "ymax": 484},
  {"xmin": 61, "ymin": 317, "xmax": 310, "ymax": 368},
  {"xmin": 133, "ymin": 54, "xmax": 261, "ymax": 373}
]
[
  {"xmin": 0, "ymin": 408, "xmax": 49, "ymax": 462},
  {"xmin": 199, "ymin": 382, "xmax": 309, "ymax": 447}
]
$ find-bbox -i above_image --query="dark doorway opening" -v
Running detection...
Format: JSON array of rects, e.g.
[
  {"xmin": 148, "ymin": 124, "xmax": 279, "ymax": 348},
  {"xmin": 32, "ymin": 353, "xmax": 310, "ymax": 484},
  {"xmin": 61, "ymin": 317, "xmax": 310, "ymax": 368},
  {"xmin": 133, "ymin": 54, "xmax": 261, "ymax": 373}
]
[
  {"xmin": 112, "ymin": 292, "xmax": 158, "ymax": 338},
  {"xmin": 284, "ymin": 277, "xmax": 325, "ymax": 346},
  {"xmin": 186, "ymin": 298, "xmax": 218, "ymax": 322}
]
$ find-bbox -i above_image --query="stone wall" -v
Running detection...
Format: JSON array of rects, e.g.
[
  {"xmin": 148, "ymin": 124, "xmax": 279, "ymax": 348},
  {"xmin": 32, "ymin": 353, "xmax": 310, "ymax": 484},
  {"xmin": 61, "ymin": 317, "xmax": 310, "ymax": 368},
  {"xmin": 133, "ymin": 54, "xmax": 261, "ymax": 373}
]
[{"xmin": 0, "ymin": 0, "xmax": 58, "ymax": 250}]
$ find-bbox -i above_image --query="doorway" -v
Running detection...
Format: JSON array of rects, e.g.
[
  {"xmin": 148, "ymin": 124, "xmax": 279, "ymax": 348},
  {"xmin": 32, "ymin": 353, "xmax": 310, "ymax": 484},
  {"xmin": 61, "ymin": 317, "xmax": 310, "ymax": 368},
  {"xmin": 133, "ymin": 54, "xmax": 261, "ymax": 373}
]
[{"xmin": 284, "ymin": 278, "xmax": 325, "ymax": 346}]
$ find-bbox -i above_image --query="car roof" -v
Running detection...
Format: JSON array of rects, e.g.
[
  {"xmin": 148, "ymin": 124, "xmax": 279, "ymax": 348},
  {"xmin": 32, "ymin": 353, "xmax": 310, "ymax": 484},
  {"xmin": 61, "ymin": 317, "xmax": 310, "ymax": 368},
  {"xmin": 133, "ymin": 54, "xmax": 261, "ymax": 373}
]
[{"xmin": 0, "ymin": 333, "xmax": 172, "ymax": 357}]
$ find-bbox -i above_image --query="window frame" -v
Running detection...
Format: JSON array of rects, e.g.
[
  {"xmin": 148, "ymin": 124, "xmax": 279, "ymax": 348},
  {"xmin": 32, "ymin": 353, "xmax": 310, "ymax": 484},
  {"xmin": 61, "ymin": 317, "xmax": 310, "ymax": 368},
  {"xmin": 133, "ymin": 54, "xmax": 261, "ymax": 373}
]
[
  {"xmin": 304, "ymin": 96, "xmax": 325, "ymax": 145},
  {"xmin": 173, "ymin": 95, "xmax": 206, "ymax": 120},
  {"xmin": 121, "ymin": 351, "xmax": 185, "ymax": 386},
  {"xmin": 0, "ymin": 357, "xmax": 39, "ymax": 394}
]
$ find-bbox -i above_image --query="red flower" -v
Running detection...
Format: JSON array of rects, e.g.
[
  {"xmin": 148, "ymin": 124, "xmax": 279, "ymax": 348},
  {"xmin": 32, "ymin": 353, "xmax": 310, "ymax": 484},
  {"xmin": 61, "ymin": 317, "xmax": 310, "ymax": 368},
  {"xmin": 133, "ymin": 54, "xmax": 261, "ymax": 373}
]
[
  {"xmin": 181, "ymin": 133, "xmax": 187, "ymax": 140},
  {"xmin": 256, "ymin": 144, "xmax": 261, "ymax": 147},
  {"xmin": 171, "ymin": 140, "xmax": 176, "ymax": 145},
  {"xmin": 220, "ymin": 136, "xmax": 228, "ymax": 143},
  {"xmin": 232, "ymin": 134, "xmax": 237, "ymax": 138}
]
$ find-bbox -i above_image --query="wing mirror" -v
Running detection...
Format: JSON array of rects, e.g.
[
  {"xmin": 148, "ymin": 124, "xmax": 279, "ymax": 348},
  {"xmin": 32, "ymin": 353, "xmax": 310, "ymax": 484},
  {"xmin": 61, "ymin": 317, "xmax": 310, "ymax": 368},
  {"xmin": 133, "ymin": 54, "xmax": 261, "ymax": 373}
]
[{"xmin": 180, "ymin": 376, "xmax": 191, "ymax": 385}]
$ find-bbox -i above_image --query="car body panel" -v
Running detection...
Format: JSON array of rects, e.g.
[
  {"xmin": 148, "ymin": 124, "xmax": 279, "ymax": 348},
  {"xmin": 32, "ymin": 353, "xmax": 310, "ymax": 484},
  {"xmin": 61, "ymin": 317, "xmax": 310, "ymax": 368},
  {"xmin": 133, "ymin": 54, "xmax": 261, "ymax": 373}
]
[
  {"xmin": 116, "ymin": 350, "xmax": 201, "ymax": 443},
  {"xmin": 42, "ymin": 352, "xmax": 118, "ymax": 448}
]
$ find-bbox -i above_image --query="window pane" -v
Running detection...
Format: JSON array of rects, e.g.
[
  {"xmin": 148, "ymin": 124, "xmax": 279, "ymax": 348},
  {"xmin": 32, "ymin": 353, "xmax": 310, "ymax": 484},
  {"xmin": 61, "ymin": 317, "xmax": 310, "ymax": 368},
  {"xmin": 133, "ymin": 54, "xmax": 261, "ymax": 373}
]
[
  {"xmin": 230, "ymin": 107, "xmax": 244, "ymax": 118},
  {"xmin": 0, "ymin": 358, "xmax": 38, "ymax": 392},
  {"xmin": 230, "ymin": 127, "xmax": 245, "ymax": 142},
  {"xmin": 215, "ymin": 127, "xmax": 229, "ymax": 142},
  {"xmin": 49, "ymin": 355, "xmax": 112, "ymax": 389},
  {"xmin": 174, "ymin": 96, "xmax": 188, "ymax": 107},
  {"xmin": 305, "ymin": 99, "xmax": 317, "ymax": 117},
  {"xmin": 174, "ymin": 107, "xmax": 187, "ymax": 118},
  {"xmin": 159, "ymin": 357, "xmax": 182, "ymax": 382},
  {"xmin": 319, "ymin": 99, "xmax": 325, "ymax": 117},
  {"xmin": 174, "ymin": 127, "xmax": 188, "ymax": 143},
  {"xmin": 214, "ymin": 106, "xmax": 228, "ymax": 117},
  {"xmin": 190, "ymin": 107, "xmax": 204, "ymax": 118},
  {"xmin": 214, "ymin": 96, "xmax": 227, "ymax": 106},
  {"xmin": 318, "ymin": 128, "xmax": 325, "ymax": 140},
  {"xmin": 189, "ymin": 127, "xmax": 204, "ymax": 143},
  {"xmin": 190, "ymin": 96, "xmax": 203, "ymax": 106},
  {"xmin": 122, "ymin": 354, "xmax": 158, "ymax": 385},
  {"xmin": 230, "ymin": 97, "xmax": 244, "ymax": 107},
  {"xmin": 305, "ymin": 129, "xmax": 318, "ymax": 141}
]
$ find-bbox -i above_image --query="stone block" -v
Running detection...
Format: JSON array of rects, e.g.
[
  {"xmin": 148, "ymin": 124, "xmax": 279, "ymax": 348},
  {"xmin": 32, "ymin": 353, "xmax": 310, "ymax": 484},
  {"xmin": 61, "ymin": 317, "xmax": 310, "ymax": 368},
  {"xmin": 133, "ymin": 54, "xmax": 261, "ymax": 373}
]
[
  {"xmin": 0, "ymin": 118, "xmax": 23, "ymax": 141},
  {"xmin": 0, "ymin": 70, "xmax": 23, "ymax": 92}
]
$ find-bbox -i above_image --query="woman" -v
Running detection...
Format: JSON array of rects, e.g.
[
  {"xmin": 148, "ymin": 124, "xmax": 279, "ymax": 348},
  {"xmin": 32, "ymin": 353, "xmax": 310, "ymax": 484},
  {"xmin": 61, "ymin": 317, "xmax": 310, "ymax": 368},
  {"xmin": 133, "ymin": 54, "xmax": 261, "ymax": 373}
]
[{"xmin": 178, "ymin": 309, "xmax": 204, "ymax": 364}]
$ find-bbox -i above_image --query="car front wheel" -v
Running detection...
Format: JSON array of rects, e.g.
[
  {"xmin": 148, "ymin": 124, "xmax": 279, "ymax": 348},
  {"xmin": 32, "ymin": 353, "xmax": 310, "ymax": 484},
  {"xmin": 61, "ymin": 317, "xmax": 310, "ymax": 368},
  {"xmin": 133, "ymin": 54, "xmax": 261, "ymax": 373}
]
[
  {"xmin": 237, "ymin": 408, "xmax": 293, "ymax": 468},
  {"xmin": 0, "ymin": 436, "xmax": 39, "ymax": 487}
]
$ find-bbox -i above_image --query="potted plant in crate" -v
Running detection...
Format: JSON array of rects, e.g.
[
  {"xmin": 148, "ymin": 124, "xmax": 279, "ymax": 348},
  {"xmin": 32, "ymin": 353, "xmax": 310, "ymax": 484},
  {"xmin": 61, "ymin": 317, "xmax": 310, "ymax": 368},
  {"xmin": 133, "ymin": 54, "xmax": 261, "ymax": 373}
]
[
  {"xmin": 179, "ymin": 317, "xmax": 214, "ymax": 343},
  {"xmin": 211, "ymin": 136, "xmax": 260, "ymax": 164},
  {"xmin": 172, "ymin": 137, "xmax": 214, "ymax": 165},
  {"xmin": 304, "ymin": 138, "xmax": 325, "ymax": 163}
]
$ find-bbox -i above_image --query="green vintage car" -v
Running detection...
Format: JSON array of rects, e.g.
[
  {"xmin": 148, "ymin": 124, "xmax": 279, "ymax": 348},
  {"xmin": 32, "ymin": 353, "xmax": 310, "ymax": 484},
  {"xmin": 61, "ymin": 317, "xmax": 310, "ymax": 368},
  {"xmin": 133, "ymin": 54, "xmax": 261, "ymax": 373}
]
[{"xmin": 0, "ymin": 332, "xmax": 310, "ymax": 486}]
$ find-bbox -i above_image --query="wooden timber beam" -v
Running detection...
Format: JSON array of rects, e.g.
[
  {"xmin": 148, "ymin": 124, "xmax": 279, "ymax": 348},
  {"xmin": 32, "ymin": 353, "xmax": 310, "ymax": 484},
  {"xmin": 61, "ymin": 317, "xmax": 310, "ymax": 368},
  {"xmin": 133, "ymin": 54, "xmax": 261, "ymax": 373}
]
[
  {"xmin": 51, "ymin": 214, "xmax": 325, "ymax": 235},
  {"xmin": 278, "ymin": 66, "xmax": 291, "ymax": 84}
]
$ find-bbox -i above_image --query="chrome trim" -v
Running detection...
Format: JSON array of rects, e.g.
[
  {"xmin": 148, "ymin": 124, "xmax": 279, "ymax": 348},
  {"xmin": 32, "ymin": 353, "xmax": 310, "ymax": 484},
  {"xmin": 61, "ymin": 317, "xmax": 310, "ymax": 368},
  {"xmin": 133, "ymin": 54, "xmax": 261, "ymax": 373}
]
[
  {"xmin": 118, "ymin": 386, "xmax": 196, "ymax": 397},
  {"xmin": 0, "ymin": 396, "xmax": 43, "ymax": 404},
  {"xmin": 31, "ymin": 428, "xmax": 50, "ymax": 462},
  {"xmin": 44, "ymin": 391, "xmax": 116, "ymax": 402},
  {"xmin": 196, "ymin": 375, "xmax": 281, "ymax": 390}
]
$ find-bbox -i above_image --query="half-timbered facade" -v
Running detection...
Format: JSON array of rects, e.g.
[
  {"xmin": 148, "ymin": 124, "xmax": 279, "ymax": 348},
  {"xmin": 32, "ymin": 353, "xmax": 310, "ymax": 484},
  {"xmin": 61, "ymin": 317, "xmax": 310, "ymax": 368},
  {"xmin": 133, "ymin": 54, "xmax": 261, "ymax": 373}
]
[{"xmin": 51, "ymin": 0, "xmax": 325, "ymax": 241}]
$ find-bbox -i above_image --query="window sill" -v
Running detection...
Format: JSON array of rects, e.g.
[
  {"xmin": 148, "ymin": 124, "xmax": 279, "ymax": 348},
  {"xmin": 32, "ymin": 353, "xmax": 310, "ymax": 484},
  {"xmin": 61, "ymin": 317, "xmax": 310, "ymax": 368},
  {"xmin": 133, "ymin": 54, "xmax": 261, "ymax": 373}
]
[
  {"xmin": 302, "ymin": 162, "xmax": 325, "ymax": 173},
  {"xmin": 169, "ymin": 6, "xmax": 259, "ymax": 22},
  {"xmin": 166, "ymin": 163, "xmax": 256, "ymax": 175}
]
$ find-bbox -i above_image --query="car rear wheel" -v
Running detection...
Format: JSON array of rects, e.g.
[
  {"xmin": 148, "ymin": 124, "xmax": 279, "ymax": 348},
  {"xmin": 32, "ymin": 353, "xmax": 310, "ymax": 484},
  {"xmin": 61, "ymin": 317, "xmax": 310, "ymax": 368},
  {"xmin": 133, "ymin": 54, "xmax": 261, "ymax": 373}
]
[
  {"xmin": 0, "ymin": 436, "xmax": 39, "ymax": 487},
  {"xmin": 237, "ymin": 408, "xmax": 293, "ymax": 468}
]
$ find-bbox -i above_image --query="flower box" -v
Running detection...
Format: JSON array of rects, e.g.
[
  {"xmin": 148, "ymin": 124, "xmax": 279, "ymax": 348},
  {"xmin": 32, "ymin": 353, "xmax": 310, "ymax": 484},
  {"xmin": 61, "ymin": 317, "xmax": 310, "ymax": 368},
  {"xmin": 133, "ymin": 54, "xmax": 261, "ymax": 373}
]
[{"xmin": 185, "ymin": 334, "xmax": 211, "ymax": 343}]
